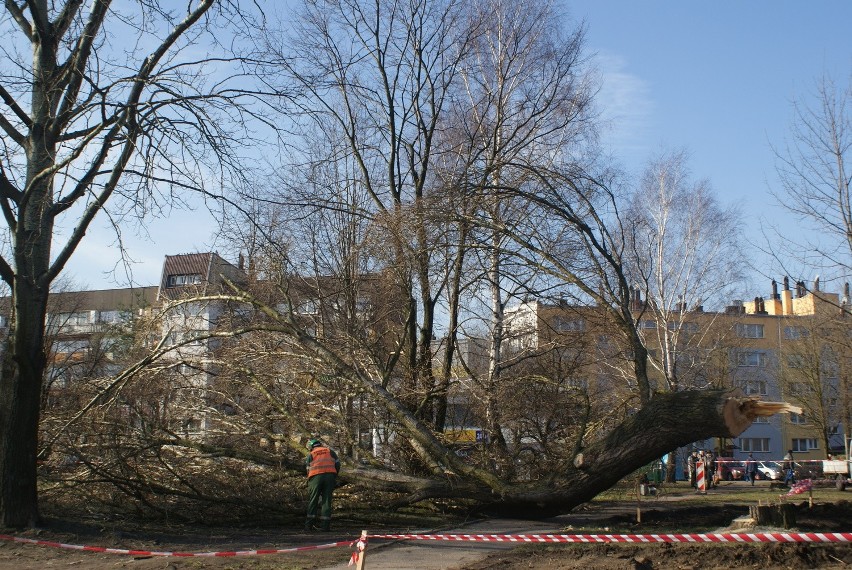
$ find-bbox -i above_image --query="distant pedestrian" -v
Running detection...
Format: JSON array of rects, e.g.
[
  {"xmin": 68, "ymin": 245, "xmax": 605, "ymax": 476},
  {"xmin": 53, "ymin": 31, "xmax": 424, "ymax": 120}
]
[
  {"xmin": 304, "ymin": 438, "xmax": 340, "ymax": 532},
  {"xmin": 744, "ymin": 453, "xmax": 758, "ymax": 485},
  {"xmin": 705, "ymin": 450, "xmax": 716, "ymax": 488},
  {"xmin": 783, "ymin": 449, "xmax": 795, "ymax": 485},
  {"xmin": 688, "ymin": 451, "xmax": 698, "ymax": 488}
]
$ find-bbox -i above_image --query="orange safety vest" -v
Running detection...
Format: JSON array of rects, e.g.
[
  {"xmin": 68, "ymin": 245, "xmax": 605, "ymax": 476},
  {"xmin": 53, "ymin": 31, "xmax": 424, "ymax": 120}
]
[{"xmin": 307, "ymin": 447, "xmax": 338, "ymax": 478}]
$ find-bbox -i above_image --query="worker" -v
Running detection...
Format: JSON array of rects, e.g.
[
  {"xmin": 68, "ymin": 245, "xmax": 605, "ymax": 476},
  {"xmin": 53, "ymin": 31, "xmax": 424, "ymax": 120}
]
[
  {"xmin": 304, "ymin": 438, "xmax": 340, "ymax": 532},
  {"xmin": 744, "ymin": 453, "xmax": 758, "ymax": 485},
  {"xmin": 688, "ymin": 451, "xmax": 698, "ymax": 488}
]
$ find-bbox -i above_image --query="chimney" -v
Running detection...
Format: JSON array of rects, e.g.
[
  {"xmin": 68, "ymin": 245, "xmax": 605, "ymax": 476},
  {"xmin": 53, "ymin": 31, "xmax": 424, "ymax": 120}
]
[
  {"xmin": 813, "ymin": 275, "xmax": 820, "ymax": 292},
  {"xmin": 766, "ymin": 279, "xmax": 782, "ymax": 315},
  {"xmin": 725, "ymin": 299, "xmax": 745, "ymax": 315},
  {"xmin": 781, "ymin": 279, "xmax": 793, "ymax": 315},
  {"xmin": 238, "ymin": 253, "xmax": 245, "ymax": 270}
]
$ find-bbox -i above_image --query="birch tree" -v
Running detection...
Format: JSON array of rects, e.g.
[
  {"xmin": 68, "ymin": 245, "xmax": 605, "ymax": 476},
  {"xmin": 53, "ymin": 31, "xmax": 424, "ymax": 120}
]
[{"xmin": 625, "ymin": 149, "xmax": 744, "ymax": 393}]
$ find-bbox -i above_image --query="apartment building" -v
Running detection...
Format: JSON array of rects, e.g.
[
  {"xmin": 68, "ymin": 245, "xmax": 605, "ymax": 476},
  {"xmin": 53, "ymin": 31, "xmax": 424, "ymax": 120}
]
[
  {"xmin": 738, "ymin": 278, "xmax": 849, "ymax": 461},
  {"xmin": 0, "ymin": 252, "xmax": 249, "ymax": 437}
]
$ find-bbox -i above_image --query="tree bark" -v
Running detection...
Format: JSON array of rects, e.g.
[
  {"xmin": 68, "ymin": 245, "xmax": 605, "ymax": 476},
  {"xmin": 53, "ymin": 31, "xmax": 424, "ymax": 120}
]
[{"xmin": 0, "ymin": 11, "xmax": 59, "ymax": 526}]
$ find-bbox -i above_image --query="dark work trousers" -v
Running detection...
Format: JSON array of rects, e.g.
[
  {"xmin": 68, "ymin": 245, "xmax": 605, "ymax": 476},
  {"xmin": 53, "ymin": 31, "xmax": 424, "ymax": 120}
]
[{"xmin": 306, "ymin": 472, "xmax": 337, "ymax": 530}]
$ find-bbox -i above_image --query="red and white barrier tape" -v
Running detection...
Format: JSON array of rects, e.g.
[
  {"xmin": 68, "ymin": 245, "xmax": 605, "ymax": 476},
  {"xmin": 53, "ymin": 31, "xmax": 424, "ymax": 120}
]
[
  {"xmin": 0, "ymin": 534, "xmax": 352, "ymax": 557},
  {"xmin": 370, "ymin": 532, "xmax": 852, "ymax": 544},
  {"xmin": 1, "ymin": 530, "xmax": 850, "ymax": 558}
]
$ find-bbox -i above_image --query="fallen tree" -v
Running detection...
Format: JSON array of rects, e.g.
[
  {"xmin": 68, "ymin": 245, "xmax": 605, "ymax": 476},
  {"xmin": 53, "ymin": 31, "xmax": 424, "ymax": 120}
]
[{"xmin": 334, "ymin": 391, "xmax": 796, "ymax": 516}]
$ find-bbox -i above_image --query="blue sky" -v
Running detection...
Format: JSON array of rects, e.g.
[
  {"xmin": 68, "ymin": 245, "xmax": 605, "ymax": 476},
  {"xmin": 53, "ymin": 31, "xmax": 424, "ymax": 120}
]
[
  {"xmin": 570, "ymin": 0, "xmax": 852, "ymax": 294},
  {"xmin": 63, "ymin": 1, "xmax": 852, "ymax": 294}
]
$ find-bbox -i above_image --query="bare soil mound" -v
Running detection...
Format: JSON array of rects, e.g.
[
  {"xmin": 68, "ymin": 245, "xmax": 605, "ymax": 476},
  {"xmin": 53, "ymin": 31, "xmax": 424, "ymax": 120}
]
[{"xmin": 461, "ymin": 500, "xmax": 852, "ymax": 570}]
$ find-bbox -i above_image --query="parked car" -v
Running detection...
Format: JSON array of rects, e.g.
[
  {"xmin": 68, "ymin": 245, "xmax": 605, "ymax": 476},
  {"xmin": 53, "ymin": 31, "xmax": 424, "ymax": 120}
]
[
  {"xmin": 794, "ymin": 462, "xmax": 821, "ymax": 481},
  {"xmin": 756, "ymin": 461, "xmax": 780, "ymax": 480},
  {"xmin": 715, "ymin": 457, "xmax": 743, "ymax": 481}
]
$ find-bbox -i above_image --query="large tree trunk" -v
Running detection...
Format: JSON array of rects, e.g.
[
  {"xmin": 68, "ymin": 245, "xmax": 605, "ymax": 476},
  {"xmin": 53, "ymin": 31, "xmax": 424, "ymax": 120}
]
[
  {"xmin": 350, "ymin": 388, "xmax": 762, "ymax": 516},
  {"xmin": 0, "ymin": 174, "xmax": 53, "ymax": 528},
  {"xmin": 0, "ymin": 291, "xmax": 48, "ymax": 528},
  {"xmin": 0, "ymin": 22, "xmax": 57, "ymax": 526},
  {"xmin": 0, "ymin": 176, "xmax": 53, "ymax": 528}
]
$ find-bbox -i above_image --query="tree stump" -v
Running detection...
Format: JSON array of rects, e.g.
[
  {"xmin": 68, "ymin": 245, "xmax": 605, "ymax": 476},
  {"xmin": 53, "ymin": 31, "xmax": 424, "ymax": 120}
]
[{"xmin": 749, "ymin": 504, "xmax": 796, "ymax": 529}]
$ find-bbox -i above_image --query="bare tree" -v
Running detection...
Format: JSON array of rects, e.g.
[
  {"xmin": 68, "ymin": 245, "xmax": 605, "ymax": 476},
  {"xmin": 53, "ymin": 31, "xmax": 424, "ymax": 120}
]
[
  {"xmin": 773, "ymin": 74, "xmax": 852, "ymax": 274},
  {"xmin": 0, "ymin": 1, "xmax": 264, "ymax": 527}
]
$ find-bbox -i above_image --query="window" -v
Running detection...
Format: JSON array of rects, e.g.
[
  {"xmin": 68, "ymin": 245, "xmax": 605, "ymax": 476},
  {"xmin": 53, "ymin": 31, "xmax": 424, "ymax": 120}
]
[
  {"xmin": 59, "ymin": 312, "xmax": 91, "ymax": 326},
  {"xmin": 640, "ymin": 320, "xmax": 656, "ymax": 329},
  {"xmin": 355, "ymin": 295, "xmax": 372, "ymax": 314},
  {"xmin": 790, "ymin": 413, "xmax": 807, "ymax": 425},
  {"xmin": 783, "ymin": 326, "xmax": 809, "ymax": 340},
  {"xmin": 752, "ymin": 416, "xmax": 769, "ymax": 424},
  {"xmin": 53, "ymin": 339, "xmax": 89, "ymax": 354},
  {"xmin": 737, "ymin": 351, "xmax": 766, "ymax": 367},
  {"xmin": 98, "ymin": 310, "xmax": 130, "ymax": 323},
  {"xmin": 743, "ymin": 379, "xmax": 768, "ymax": 396},
  {"xmin": 166, "ymin": 273, "xmax": 202, "ymax": 287},
  {"xmin": 736, "ymin": 323, "xmax": 764, "ymax": 338},
  {"xmin": 297, "ymin": 298, "xmax": 318, "ymax": 315},
  {"xmin": 791, "ymin": 438, "xmax": 818, "ymax": 452},
  {"xmin": 789, "ymin": 381, "xmax": 811, "ymax": 396},
  {"xmin": 667, "ymin": 321, "xmax": 698, "ymax": 332},
  {"xmin": 786, "ymin": 354, "xmax": 806, "ymax": 369},
  {"xmin": 554, "ymin": 316, "xmax": 585, "ymax": 332},
  {"xmin": 99, "ymin": 310, "xmax": 118, "ymax": 323},
  {"xmin": 821, "ymin": 360, "xmax": 839, "ymax": 379},
  {"xmin": 739, "ymin": 438, "xmax": 770, "ymax": 453}
]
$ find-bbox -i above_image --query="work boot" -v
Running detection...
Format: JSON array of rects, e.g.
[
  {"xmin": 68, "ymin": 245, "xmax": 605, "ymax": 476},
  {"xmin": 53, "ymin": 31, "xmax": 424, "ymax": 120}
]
[
  {"xmin": 304, "ymin": 521, "xmax": 316, "ymax": 532},
  {"xmin": 320, "ymin": 522, "xmax": 331, "ymax": 532}
]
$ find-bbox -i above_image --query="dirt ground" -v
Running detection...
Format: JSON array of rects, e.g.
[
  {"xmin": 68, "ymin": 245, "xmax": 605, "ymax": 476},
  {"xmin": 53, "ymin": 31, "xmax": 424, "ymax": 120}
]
[
  {"xmin": 462, "ymin": 500, "xmax": 852, "ymax": 570},
  {"xmin": 0, "ymin": 499, "xmax": 849, "ymax": 569}
]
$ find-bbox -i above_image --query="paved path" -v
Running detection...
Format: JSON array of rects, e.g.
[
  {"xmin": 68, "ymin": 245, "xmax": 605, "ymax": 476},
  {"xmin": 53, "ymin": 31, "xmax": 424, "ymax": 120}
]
[
  {"xmin": 318, "ymin": 517, "xmax": 566, "ymax": 570},
  {"xmin": 316, "ymin": 500, "xmax": 654, "ymax": 570},
  {"xmin": 317, "ymin": 481, "xmax": 802, "ymax": 569}
]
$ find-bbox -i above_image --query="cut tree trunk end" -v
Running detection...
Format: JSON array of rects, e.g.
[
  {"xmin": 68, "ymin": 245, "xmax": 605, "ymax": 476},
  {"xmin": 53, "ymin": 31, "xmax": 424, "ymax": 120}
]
[{"xmin": 749, "ymin": 504, "xmax": 796, "ymax": 529}]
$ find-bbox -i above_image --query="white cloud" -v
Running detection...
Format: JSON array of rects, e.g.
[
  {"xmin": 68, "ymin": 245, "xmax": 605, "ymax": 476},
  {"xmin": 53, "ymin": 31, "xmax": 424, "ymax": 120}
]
[{"xmin": 591, "ymin": 51, "xmax": 655, "ymax": 165}]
